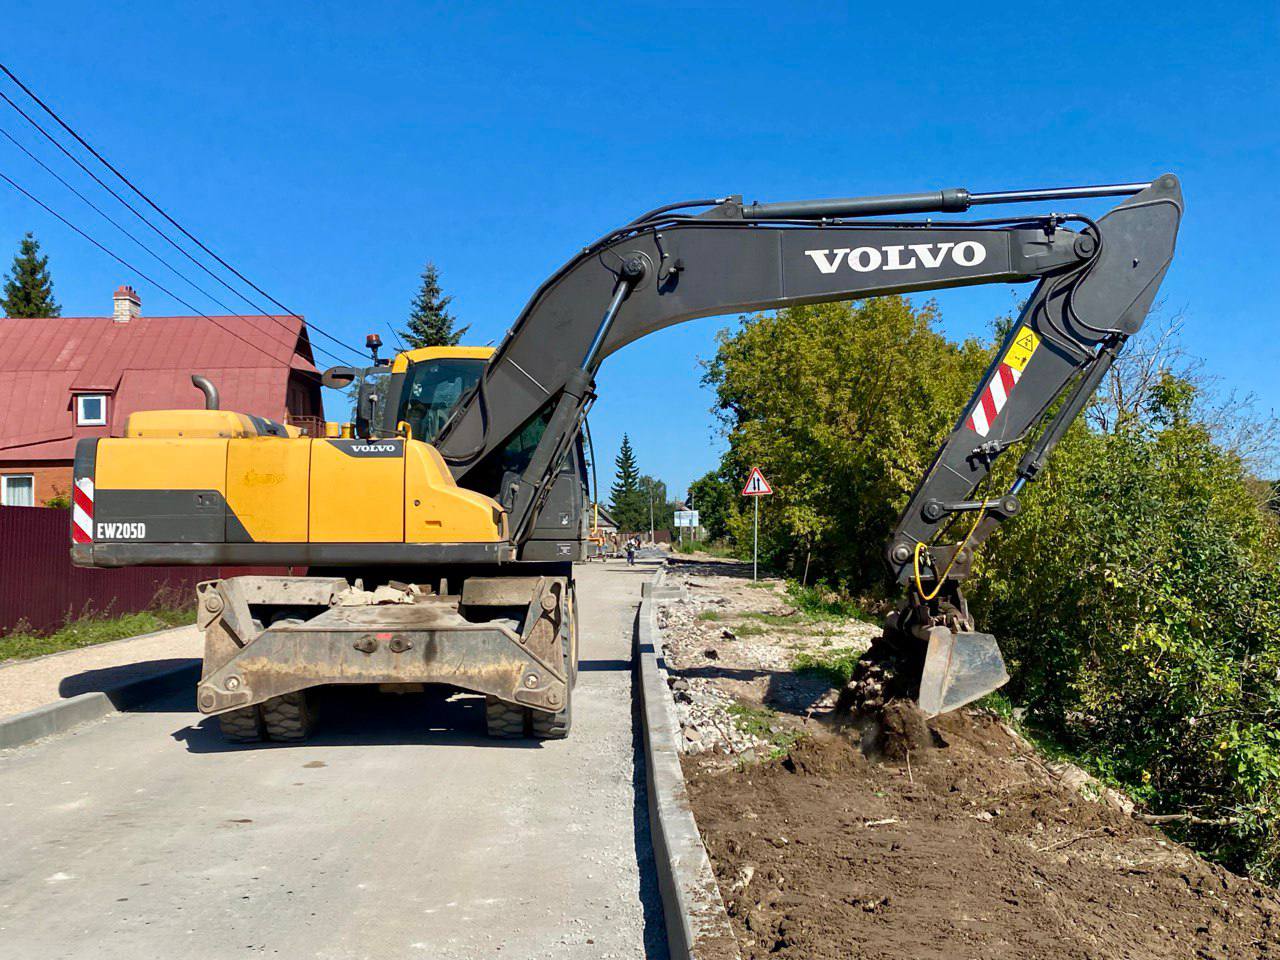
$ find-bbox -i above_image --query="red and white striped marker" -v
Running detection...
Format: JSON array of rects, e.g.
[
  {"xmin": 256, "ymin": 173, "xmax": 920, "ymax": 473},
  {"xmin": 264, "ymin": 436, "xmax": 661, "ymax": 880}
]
[
  {"xmin": 72, "ymin": 476, "xmax": 94, "ymax": 543},
  {"xmin": 966, "ymin": 362, "xmax": 1021, "ymax": 437},
  {"xmin": 965, "ymin": 325, "xmax": 1042, "ymax": 438}
]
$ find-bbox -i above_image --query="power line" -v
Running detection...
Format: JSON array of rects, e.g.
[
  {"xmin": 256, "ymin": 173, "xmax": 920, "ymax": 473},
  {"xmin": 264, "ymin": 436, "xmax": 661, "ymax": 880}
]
[
  {"xmin": 0, "ymin": 65, "xmax": 362, "ymax": 361},
  {"xmin": 0, "ymin": 168, "xmax": 332, "ymax": 368},
  {"xmin": 0, "ymin": 86, "xmax": 354, "ymax": 362},
  {"xmin": 0, "ymin": 125, "xmax": 352, "ymax": 366},
  {"xmin": 0, "ymin": 63, "xmax": 345, "ymax": 337}
]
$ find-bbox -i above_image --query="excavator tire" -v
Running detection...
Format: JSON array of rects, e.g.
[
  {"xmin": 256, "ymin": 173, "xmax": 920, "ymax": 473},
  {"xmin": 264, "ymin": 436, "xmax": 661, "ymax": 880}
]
[
  {"xmin": 218, "ymin": 706, "xmax": 264, "ymax": 742},
  {"xmin": 485, "ymin": 697, "xmax": 528, "ymax": 738},
  {"xmin": 531, "ymin": 699, "xmax": 571, "ymax": 739},
  {"xmin": 532, "ymin": 583, "xmax": 577, "ymax": 740},
  {"xmin": 566, "ymin": 581, "xmax": 579, "ymax": 687},
  {"xmin": 262, "ymin": 692, "xmax": 315, "ymax": 742}
]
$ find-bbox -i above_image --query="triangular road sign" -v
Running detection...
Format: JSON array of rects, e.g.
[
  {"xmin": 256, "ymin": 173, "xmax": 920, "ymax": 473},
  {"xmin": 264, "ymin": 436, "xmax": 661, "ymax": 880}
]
[{"xmin": 742, "ymin": 467, "xmax": 773, "ymax": 496}]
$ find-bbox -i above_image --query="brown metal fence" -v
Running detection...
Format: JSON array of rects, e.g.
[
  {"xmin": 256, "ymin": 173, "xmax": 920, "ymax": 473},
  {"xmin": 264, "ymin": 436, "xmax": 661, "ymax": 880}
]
[{"xmin": 0, "ymin": 505, "xmax": 286, "ymax": 635}]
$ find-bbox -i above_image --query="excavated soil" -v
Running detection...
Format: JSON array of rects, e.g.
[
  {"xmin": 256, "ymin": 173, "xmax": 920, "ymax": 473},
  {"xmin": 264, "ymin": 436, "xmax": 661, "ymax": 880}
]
[
  {"xmin": 664, "ymin": 556, "xmax": 1280, "ymax": 960},
  {"xmin": 685, "ymin": 713, "xmax": 1280, "ymax": 959}
]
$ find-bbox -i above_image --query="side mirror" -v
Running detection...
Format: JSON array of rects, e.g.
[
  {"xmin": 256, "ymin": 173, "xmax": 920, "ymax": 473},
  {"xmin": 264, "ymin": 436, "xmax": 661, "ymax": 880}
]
[{"xmin": 321, "ymin": 366, "xmax": 357, "ymax": 389}]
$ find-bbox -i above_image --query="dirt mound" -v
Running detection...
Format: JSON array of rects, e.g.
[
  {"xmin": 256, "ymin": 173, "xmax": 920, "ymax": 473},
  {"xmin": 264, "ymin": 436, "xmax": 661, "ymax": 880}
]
[{"xmin": 685, "ymin": 711, "xmax": 1280, "ymax": 960}]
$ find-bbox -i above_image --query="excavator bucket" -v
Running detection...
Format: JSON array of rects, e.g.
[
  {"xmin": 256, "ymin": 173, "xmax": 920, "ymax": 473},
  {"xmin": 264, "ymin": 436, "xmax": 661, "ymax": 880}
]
[{"xmin": 916, "ymin": 626, "xmax": 1010, "ymax": 717}]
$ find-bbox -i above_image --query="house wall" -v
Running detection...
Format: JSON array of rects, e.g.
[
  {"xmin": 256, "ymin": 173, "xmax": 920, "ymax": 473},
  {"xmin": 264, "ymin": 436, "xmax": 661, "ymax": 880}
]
[
  {"xmin": 287, "ymin": 371, "xmax": 323, "ymax": 418},
  {"xmin": 0, "ymin": 462, "xmax": 73, "ymax": 506}
]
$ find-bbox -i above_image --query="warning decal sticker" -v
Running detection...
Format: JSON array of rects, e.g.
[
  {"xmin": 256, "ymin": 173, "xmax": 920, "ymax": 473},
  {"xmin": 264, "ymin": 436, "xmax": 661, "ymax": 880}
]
[
  {"xmin": 966, "ymin": 325, "xmax": 1041, "ymax": 437},
  {"xmin": 1003, "ymin": 326, "xmax": 1041, "ymax": 372}
]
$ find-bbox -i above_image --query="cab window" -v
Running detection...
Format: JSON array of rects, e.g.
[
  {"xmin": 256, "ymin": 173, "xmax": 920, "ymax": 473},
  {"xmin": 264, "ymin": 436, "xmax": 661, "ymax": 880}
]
[{"xmin": 398, "ymin": 357, "xmax": 486, "ymax": 441}]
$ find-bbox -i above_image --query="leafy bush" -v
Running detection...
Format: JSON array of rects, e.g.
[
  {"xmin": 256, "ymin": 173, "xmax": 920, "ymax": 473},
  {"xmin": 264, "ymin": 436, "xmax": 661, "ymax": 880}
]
[
  {"xmin": 971, "ymin": 387, "xmax": 1280, "ymax": 880},
  {"xmin": 785, "ymin": 581, "xmax": 870, "ymax": 621}
]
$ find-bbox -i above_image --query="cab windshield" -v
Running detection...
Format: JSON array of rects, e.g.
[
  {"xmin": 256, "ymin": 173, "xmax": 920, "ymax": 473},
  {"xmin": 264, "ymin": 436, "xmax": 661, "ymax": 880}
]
[{"xmin": 397, "ymin": 357, "xmax": 486, "ymax": 441}]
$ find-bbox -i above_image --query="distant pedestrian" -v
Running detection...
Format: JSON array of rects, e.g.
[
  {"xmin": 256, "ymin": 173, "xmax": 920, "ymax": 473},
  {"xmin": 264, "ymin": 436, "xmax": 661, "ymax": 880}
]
[{"xmin": 626, "ymin": 538, "xmax": 637, "ymax": 566}]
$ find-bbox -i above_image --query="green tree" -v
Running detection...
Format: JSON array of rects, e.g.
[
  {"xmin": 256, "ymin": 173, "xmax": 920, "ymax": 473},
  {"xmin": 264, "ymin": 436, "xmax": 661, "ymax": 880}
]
[
  {"xmin": 688, "ymin": 468, "xmax": 737, "ymax": 542},
  {"xmin": 2, "ymin": 232, "xmax": 60, "ymax": 318},
  {"xmin": 610, "ymin": 434, "xmax": 647, "ymax": 533},
  {"xmin": 971, "ymin": 377, "xmax": 1280, "ymax": 880},
  {"xmin": 401, "ymin": 262, "xmax": 469, "ymax": 348},
  {"xmin": 703, "ymin": 297, "xmax": 988, "ymax": 589},
  {"xmin": 637, "ymin": 475, "xmax": 682, "ymax": 533}
]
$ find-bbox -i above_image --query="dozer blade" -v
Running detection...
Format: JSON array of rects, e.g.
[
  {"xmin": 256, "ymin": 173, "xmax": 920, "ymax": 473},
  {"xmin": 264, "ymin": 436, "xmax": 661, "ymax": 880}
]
[{"xmin": 916, "ymin": 626, "xmax": 1009, "ymax": 717}]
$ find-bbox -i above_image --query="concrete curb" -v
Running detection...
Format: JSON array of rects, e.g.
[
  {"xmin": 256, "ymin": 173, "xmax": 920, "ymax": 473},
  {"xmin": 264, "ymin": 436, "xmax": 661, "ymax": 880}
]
[
  {"xmin": 0, "ymin": 660, "xmax": 199, "ymax": 751},
  {"xmin": 638, "ymin": 565, "xmax": 740, "ymax": 960}
]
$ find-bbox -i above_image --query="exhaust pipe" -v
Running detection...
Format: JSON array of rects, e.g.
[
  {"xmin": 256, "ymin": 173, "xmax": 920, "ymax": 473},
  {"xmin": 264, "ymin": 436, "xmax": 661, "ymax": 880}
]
[{"xmin": 191, "ymin": 374, "xmax": 220, "ymax": 410}]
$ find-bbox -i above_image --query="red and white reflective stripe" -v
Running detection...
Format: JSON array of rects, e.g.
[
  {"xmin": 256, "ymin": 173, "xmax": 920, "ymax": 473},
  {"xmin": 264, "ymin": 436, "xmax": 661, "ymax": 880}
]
[
  {"xmin": 72, "ymin": 477, "xmax": 94, "ymax": 543},
  {"xmin": 966, "ymin": 362, "xmax": 1020, "ymax": 438}
]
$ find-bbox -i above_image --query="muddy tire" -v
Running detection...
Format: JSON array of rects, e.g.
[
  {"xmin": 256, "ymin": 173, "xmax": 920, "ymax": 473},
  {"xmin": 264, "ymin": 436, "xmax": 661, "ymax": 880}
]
[
  {"xmin": 262, "ymin": 691, "xmax": 314, "ymax": 742},
  {"xmin": 485, "ymin": 697, "xmax": 528, "ymax": 739},
  {"xmin": 218, "ymin": 706, "xmax": 264, "ymax": 742},
  {"xmin": 532, "ymin": 586, "xmax": 576, "ymax": 740},
  {"xmin": 531, "ymin": 696, "xmax": 571, "ymax": 740},
  {"xmin": 565, "ymin": 581, "xmax": 579, "ymax": 688}
]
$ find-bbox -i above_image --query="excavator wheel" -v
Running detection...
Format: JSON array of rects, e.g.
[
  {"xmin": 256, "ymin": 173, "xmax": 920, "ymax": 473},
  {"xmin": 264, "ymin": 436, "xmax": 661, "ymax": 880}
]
[
  {"xmin": 531, "ymin": 699, "xmax": 571, "ymax": 739},
  {"xmin": 484, "ymin": 697, "xmax": 528, "ymax": 738},
  {"xmin": 218, "ymin": 705, "xmax": 265, "ymax": 743},
  {"xmin": 262, "ymin": 692, "xmax": 315, "ymax": 742},
  {"xmin": 566, "ymin": 581, "xmax": 579, "ymax": 688},
  {"xmin": 532, "ymin": 583, "xmax": 577, "ymax": 740}
]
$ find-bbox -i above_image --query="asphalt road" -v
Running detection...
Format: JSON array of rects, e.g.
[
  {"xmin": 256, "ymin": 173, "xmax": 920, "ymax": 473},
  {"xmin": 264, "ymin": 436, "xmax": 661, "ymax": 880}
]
[{"xmin": 0, "ymin": 560, "xmax": 667, "ymax": 960}]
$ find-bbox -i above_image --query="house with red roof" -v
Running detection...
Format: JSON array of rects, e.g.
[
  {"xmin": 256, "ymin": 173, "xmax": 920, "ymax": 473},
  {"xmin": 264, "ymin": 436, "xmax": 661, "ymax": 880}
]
[{"xmin": 0, "ymin": 285, "xmax": 323, "ymax": 506}]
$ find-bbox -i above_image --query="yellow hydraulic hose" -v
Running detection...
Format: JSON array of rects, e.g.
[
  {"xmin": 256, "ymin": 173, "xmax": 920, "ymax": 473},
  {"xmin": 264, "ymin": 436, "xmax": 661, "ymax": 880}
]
[{"xmin": 913, "ymin": 499, "xmax": 991, "ymax": 602}]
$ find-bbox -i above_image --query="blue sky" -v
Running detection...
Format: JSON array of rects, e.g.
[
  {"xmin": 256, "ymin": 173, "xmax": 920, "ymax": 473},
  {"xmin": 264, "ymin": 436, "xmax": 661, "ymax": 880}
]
[{"xmin": 2, "ymin": 2, "xmax": 1277, "ymax": 497}]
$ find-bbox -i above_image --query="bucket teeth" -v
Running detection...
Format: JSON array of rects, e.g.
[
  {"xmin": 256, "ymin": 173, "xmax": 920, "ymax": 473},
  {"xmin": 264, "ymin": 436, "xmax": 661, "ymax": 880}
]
[{"xmin": 917, "ymin": 627, "xmax": 1010, "ymax": 717}]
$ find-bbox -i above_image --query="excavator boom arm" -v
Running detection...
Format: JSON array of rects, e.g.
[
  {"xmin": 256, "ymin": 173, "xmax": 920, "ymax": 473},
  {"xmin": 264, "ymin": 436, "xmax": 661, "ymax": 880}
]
[{"xmin": 435, "ymin": 176, "xmax": 1182, "ymax": 568}]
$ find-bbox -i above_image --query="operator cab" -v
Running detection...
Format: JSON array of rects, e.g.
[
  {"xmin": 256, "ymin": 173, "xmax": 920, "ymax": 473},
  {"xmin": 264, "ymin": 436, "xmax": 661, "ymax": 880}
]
[
  {"xmin": 319, "ymin": 345, "xmax": 493, "ymax": 442},
  {"xmin": 393, "ymin": 346, "xmax": 493, "ymax": 441}
]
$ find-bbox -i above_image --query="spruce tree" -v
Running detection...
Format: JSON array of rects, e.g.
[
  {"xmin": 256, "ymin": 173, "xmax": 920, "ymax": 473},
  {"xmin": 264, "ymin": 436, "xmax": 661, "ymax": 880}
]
[
  {"xmin": 610, "ymin": 434, "xmax": 647, "ymax": 533},
  {"xmin": 401, "ymin": 261, "xmax": 470, "ymax": 348},
  {"xmin": 2, "ymin": 232, "xmax": 60, "ymax": 318}
]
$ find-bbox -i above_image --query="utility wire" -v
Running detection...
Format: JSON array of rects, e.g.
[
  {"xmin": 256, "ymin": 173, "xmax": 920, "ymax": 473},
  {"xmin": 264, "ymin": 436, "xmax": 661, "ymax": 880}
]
[
  {"xmin": 0, "ymin": 125, "xmax": 351, "ymax": 366},
  {"xmin": 0, "ymin": 85, "xmax": 351, "ymax": 360},
  {"xmin": 0, "ymin": 66, "xmax": 362, "ymax": 361},
  {"xmin": 0, "ymin": 168, "xmax": 330, "ymax": 367}
]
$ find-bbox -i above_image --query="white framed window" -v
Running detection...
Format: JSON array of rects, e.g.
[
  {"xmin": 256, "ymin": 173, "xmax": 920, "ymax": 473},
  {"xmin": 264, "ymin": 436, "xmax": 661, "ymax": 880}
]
[
  {"xmin": 1, "ymin": 474, "xmax": 34, "ymax": 507},
  {"xmin": 76, "ymin": 394, "xmax": 108, "ymax": 426}
]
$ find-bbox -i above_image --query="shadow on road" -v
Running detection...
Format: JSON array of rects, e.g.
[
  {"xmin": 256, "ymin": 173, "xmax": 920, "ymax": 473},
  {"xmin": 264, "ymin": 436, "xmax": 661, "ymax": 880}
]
[
  {"xmin": 172, "ymin": 685, "xmax": 546, "ymax": 753},
  {"xmin": 664, "ymin": 657, "xmax": 833, "ymax": 716},
  {"xmin": 630, "ymin": 606, "xmax": 672, "ymax": 960},
  {"xmin": 58, "ymin": 658, "xmax": 201, "ymax": 711}
]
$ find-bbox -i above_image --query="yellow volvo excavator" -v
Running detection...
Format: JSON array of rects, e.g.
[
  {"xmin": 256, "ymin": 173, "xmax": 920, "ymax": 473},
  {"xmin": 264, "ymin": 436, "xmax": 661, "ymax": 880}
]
[{"xmin": 72, "ymin": 176, "xmax": 1183, "ymax": 742}]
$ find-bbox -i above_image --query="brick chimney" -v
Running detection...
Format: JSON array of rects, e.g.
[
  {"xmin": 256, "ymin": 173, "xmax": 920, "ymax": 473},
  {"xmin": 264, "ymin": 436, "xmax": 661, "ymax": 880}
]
[{"xmin": 113, "ymin": 284, "xmax": 141, "ymax": 323}]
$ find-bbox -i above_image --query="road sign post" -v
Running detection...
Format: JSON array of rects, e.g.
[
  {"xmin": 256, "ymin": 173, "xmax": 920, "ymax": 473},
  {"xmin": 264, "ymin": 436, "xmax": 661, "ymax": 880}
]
[{"xmin": 741, "ymin": 467, "xmax": 773, "ymax": 581}]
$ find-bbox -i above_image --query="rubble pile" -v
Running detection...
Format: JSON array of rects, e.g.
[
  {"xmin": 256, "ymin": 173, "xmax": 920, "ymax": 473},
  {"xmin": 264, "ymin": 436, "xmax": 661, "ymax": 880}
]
[{"xmin": 653, "ymin": 560, "xmax": 878, "ymax": 766}]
